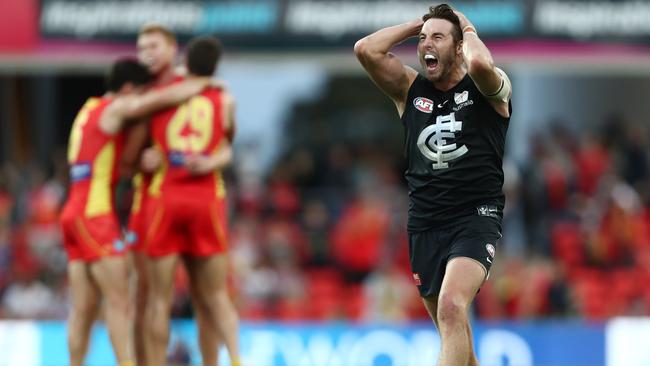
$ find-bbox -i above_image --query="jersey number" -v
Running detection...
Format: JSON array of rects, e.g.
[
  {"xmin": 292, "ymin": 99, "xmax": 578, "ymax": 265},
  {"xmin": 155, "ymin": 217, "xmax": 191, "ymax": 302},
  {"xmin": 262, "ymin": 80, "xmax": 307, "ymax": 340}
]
[{"xmin": 166, "ymin": 95, "xmax": 214, "ymax": 153}]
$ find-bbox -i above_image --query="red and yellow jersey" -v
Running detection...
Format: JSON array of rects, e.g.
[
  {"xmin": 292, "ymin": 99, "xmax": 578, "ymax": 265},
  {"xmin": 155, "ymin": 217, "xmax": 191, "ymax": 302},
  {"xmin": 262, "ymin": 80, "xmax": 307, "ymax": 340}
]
[
  {"xmin": 148, "ymin": 86, "xmax": 227, "ymax": 199},
  {"xmin": 64, "ymin": 97, "xmax": 124, "ymax": 217}
]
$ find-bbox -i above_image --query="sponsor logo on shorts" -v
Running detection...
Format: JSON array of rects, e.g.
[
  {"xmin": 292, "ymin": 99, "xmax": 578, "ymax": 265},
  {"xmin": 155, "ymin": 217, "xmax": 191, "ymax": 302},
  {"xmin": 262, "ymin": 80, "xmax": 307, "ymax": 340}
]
[
  {"xmin": 486, "ymin": 243, "xmax": 496, "ymax": 264},
  {"xmin": 412, "ymin": 273, "xmax": 422, "ymax": 286},
  {"xmin": 413, "ymin": 97, "xmax": 434, "ymax": 113},
  {"xmin": 113, "ymin": 239, "xmax": 126, "ymax": 252},
  {"xmin": 124, "ymin": 231, "xmax": 137, "ymax": 245},
  {"xmin": 477, "ymin": 205, "xmax": 499, "ymax": 218}
]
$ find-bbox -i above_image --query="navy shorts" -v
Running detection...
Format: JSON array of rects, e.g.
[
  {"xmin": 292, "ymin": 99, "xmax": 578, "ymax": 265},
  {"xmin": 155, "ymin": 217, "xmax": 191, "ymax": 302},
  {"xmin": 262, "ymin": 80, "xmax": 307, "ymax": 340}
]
[{"xmin": 408, "ymin": 214, "xmax": 502, "ymax": 298}]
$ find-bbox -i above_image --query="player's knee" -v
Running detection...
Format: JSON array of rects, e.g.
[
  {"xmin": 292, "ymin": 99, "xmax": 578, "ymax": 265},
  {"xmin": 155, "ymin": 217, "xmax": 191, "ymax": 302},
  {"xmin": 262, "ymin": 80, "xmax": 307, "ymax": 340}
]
[
  {"xmin": 104, "ymin": 290, "xmax": 130, "ymax": 312},
  {"xmin": 437, "ymin": 294, "xmax": 467, "ymax": 328},
  {"xmin": 72, "ymin": 300, "xmax": 96, "ymax": 316},
  {"xmin": 215, "ymin": 289, "xmax": 235, "ymax": 309}
]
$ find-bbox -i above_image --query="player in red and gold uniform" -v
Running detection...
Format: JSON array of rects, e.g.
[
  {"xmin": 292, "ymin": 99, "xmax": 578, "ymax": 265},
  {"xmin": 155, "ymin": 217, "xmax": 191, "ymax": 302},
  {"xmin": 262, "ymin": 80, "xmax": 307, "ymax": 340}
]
[
  {"xmin": 142, "ymin": 37, "xmax": 241, "ymax": 366},
  {"xmin": 120, "ymin": 24, "xmax": 223, "ymax": 366},
  {"xmin": 60, "ymin": 59, "xmax": 212, "ymax": 366}
]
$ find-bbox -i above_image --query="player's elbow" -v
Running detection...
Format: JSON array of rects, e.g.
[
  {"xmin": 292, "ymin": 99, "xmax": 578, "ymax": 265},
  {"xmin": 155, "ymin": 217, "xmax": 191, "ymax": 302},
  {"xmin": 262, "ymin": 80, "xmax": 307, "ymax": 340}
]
[
  {"xmin": 354, "ymin": 38, "xmax": 368, "ymax": 60},
  {"xmin": 354, "ymin": 37, "xmax": 383, "ymax": 67},
  {"xmin": 467, "ymin": 55, "xmax": 494, "ymax": 79}
]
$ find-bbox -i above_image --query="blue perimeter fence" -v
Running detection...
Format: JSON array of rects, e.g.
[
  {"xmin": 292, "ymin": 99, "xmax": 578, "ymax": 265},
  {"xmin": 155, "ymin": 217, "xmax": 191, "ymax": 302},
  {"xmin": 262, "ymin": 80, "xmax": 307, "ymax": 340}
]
[{"xmin": 3, "ymin": 318, "xmax": 648, "ymax": 366}]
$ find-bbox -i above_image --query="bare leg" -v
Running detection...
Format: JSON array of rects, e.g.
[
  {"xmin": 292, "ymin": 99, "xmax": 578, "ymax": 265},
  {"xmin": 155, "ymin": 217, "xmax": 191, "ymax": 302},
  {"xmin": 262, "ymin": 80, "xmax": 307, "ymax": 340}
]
[
  {"xmin": 186, "ymin": 255, "xmax": 241, "ymax": 365},
  {"xmin": 422, "ymin": 295, "xmax": 440, "ymax": 330},
  {"xmin": 436, "ymin": 257, "xmax": 485, "ymax": 366},
  {"xmin": 427, "ymin": 293, "xmax": 479, "ymax": 366},
  {"xmin": 466, "ymin": 321, "xmax": 479, "ymax": 366},
  {"xmin": 90, "ymin": 256, "xmax": 133, "ymax": 364},
  {"xmin": 67, "ymin": 261, "xmax": 101, "ymax": 366},
  {"xmin": 144, "ymin": 254, "xmax": 179, "ymax": 366},
  {"xmin": 185, "ymin": 256, "xmax": 221, "ymax": 366},
  {"xmin": 132, "ymin": 251, "xmax": 148, "ymax": 366}
]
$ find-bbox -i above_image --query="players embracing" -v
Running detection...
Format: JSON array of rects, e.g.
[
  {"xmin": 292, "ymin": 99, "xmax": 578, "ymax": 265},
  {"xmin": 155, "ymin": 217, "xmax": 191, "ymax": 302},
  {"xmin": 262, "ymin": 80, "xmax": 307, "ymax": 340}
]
[
  {"xmin": 128, "ymin": 24, "xmax": 228, "ymax": 366},
  {"xmin": 61, "ymin": 24, "xmax": 241, "ymax": 366},
  {"xmin": 60, "ymin": 59, "xmax": 213, "ymax": 366},
  {"xmin": 138, "ymin": 35, "xmax": 242, "ymax": 366}
]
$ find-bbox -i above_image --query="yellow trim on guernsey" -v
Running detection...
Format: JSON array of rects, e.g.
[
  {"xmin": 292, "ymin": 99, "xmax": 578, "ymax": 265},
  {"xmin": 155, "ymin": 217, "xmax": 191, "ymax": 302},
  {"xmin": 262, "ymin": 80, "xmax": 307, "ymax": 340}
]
[
  {"xmin": 131, "ymin": 173, "xmax": 143, "ymax": 214},
  {"xmin": 85, "ymin": 142, "xmax": 114, "ymax": 217},
  {"xmin": 148, "ymin": 145, "xmax": 166, "ymax": 198}
]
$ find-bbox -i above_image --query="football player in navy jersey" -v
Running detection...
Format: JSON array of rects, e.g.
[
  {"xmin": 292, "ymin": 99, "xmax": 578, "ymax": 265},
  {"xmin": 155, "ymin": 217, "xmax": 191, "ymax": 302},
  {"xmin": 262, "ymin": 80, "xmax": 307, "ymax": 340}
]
[{"xmin": 355, "ymin": 4, "xmax": 512, "ymax": 365}]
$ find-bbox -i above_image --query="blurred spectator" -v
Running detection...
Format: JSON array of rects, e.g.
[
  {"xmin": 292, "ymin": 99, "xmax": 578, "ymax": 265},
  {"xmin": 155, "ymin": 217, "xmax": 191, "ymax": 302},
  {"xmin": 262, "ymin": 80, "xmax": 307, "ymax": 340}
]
[
  {"xmin": 362, "ymin": 258, "xmax": 417, "ymax": 322},
  {"xmin": 331, "ymin": 190, "xmax": 390, "ymax": 283},
  {"xmin": 1, "ymin": 259, "xmax": 55, "ymax": 319}
]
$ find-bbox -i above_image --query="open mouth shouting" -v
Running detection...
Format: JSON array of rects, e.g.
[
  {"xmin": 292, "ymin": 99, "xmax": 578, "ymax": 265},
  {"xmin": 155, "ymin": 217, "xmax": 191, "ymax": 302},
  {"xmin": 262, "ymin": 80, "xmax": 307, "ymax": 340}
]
[{"xmin": 424, "ymin": 54, "xmax": 439, "ymax": 72}]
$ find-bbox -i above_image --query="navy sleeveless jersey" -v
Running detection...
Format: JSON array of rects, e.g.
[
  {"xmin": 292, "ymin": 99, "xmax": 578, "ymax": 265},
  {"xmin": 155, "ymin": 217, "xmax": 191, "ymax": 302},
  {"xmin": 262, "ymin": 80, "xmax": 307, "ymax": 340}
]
[{"xmin": 401, "ymin": 73, "xmax": 511, "ymax": 232}]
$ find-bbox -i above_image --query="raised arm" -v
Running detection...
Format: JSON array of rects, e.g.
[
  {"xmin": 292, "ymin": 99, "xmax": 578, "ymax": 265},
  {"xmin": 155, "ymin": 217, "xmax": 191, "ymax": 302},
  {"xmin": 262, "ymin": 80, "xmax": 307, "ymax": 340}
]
[
  {"xmin": 354, "ymin": 20, "xmax": 422, "ymax": 116},
  {"xmin": 455, "ymin": 10, "xmax": 511, "ymax": 117},
  {"xmin": 99, "ymin": 77, "xmax": 211, "ymax": 134}
]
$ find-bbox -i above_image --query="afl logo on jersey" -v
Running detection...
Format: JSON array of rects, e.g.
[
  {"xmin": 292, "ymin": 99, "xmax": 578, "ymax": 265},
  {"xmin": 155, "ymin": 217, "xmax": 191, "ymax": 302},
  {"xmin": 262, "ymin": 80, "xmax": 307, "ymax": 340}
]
[{"xmin": 413, "ymin": 97, "xmax": 434, "ymax": 113}]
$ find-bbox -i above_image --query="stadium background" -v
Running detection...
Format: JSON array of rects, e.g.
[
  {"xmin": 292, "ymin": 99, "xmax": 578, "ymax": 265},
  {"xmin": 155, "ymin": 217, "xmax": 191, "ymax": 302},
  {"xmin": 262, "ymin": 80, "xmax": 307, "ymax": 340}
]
[{"xmin": 1, "ymin": 0, "xmax": 650, "ymax": 365}]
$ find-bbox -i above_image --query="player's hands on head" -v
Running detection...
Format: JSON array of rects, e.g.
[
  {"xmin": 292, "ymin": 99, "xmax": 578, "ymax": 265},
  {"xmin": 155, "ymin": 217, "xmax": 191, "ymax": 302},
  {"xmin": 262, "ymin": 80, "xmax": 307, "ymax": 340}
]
[
  {"xmin": 141, "ymin": 147, "xmax": 162, "ymax": 173},
  {"xmin": 452, "ymin": 8, "xmax": 473, "ymax": 31},
  {"xmin": 411, "ymin": 18, "xmax": 425, "ymax": 37}
]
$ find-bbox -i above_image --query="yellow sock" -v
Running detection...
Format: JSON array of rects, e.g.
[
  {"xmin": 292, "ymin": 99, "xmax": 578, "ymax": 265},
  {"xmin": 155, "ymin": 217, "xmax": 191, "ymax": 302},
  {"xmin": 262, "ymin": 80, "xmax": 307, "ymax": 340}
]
[
  {"xmin": 118, "ymin": 361, "xmax": 135, "ymax": 366},
  {"xmin": 231, "ymin": 359, "xmax": 242, "ymax": 366}
]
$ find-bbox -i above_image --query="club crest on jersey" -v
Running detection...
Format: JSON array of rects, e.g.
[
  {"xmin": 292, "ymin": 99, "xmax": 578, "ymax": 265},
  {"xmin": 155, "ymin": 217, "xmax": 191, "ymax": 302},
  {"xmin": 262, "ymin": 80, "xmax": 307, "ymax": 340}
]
[
  {"xmin": 416, "ymin": 112, "xmax": 468, "ymax": 169},
  {"xmin": 413, "ymin": 97, "xmax": 434, "ymax": 113}
]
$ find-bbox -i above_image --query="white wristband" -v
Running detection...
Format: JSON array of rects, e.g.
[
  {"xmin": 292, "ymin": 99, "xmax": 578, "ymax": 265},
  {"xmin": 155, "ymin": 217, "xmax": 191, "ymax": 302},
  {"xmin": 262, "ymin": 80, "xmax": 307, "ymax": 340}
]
[{"xmin": 462, "ymin": 25, "xmax": 477, "ymax": 34}]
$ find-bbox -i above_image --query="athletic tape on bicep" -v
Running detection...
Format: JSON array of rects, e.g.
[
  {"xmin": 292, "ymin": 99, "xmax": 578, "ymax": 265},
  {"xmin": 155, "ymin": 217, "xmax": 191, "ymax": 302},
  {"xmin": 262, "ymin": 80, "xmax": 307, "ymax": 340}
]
[{"xmin": 484, "ymin": 67, "xmax": 511, "ymax": 103}]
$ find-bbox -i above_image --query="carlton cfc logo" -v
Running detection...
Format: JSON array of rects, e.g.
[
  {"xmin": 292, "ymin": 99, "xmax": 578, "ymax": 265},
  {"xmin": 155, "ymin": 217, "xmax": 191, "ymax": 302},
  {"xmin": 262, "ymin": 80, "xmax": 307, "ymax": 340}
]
[{"xmin": 413, "ymin": 97, "xmax": 434, "ymax": 113}]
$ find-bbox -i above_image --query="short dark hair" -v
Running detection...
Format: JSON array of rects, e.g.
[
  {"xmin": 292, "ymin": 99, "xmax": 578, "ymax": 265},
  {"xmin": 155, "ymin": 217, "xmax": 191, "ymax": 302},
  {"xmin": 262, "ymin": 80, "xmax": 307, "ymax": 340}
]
[
  {"xmin": 105, "ymin": 58, "xmax": 153, "ymax": 92},
  {"xmin": 422, "ymin": 4, "xmax": 462, "ymax": 44},
  {"xmin": 186, "ymin": 36, "xmax": 222, "ymax": 76}
]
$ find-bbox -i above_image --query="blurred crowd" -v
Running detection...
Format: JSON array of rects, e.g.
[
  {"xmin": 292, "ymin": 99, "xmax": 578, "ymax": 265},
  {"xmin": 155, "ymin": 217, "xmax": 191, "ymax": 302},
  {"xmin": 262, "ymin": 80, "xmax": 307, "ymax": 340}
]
[{"xmin": 1, "ymin": 114, "xmax": 650, "ymax": 322}]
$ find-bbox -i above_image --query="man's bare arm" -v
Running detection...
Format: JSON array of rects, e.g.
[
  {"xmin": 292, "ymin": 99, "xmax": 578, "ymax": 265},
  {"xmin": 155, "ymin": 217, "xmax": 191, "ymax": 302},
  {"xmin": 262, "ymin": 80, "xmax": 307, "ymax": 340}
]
[
  {"xmin": 185, "ymin": 141, "xmax": 233, "ymax": 175},
  {"xmin": 455, "ymin": 10, "xmax": 511, "ymax": 117},
  {"xmin": 221, "ymin": 92, "xmax": 236, "ymax": 143},
  {"xmin": 99, "ymin": 77, "xmax": 211, "ymax": 135},
  {"xmin": 118, "ymin": 121, "xmax": 150, "ymax": 178},
  {"xmin": 354, "ymin": 20, "xmax": 422, "ymax": 116}
]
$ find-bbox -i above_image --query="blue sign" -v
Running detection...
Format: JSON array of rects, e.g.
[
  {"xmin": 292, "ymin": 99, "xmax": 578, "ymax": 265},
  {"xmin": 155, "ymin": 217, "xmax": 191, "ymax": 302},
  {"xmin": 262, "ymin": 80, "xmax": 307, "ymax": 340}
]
[{"xmin": 0, "ymin": 320, "xmax": 604, "ymax": 366}]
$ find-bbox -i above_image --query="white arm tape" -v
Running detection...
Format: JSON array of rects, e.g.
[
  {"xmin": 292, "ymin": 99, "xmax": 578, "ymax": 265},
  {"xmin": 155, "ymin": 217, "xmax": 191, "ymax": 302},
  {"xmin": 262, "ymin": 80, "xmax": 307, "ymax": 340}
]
[{"xmin": 484, "ymin": 67, "xmax": 511, "ymax": 103}]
